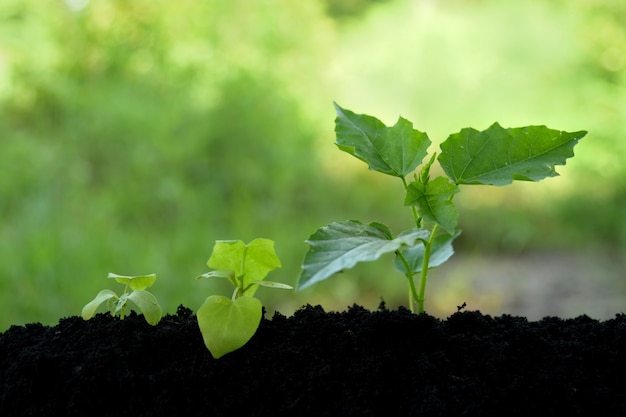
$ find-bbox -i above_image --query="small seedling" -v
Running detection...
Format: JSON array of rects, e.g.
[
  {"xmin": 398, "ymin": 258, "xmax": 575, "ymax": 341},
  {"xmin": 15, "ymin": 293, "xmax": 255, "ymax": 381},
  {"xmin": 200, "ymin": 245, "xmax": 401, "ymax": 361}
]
[
  {"xmin": 299, "ymin": 103, "xmax": 586, "ymax": 313},
  {"xmin": 82, "ymin": 273, "xmax": 162, "ymax": 325},
  {"xmin": 196, "ymin": 238, "xmax": 292, "ymax": 358}
]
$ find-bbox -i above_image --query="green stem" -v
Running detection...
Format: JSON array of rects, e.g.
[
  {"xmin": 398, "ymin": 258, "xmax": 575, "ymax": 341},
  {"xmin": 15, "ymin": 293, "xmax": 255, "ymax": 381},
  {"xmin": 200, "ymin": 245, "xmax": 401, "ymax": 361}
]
[
  {"xmin": 401, "ymin": 176, "xmax": 421, "ymax": 228},
  {"xmin": 416, "ymin": 224, "xmax": 439, "ymax": 314},
  {"xmin": 120, "ymin": 282, "xmax": 130, "ymax": 320},
  {"xmin": 396, "ymin": 250, "xmax": 419, "ymax": 313}
]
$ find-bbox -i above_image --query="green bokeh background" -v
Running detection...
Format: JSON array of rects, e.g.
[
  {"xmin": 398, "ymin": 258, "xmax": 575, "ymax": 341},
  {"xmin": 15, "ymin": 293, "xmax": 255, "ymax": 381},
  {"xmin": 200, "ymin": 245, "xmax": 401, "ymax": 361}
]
[{"xmin": 1, "ymin": 0, "xmax": 625, "ymax": 330}]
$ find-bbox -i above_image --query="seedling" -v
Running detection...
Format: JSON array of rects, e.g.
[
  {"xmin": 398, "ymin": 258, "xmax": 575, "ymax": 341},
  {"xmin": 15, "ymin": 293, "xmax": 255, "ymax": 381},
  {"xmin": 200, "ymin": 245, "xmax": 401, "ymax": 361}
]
[
  {"xmin": 82, "ymin": 273, "xmax": 162, "ymax": 325},
  {"xmin": 299, "ymin": 103, "xmax": 586, "ymax": 313},
  {"xmin": 196, "ymin": 238, "xmax": 292, "ymax": 358}
]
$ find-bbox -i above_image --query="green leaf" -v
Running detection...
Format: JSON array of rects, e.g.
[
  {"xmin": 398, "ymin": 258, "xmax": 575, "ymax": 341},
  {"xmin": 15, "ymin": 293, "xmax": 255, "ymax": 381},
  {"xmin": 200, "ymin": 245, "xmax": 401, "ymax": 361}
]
[
  {"xmin": 128, "ymin": 290, "xmax": 162, "ymax": 326},
  {"xmin": 81, "ymin": 289, "xmax": 118, "ymax": 320},
  {"xmin": 196, "ymin": 295, "xmax": 263, "ymax": 359},
  {"xmin": 108, "ymin": 273, "xmax": 157, "ymax": 291},
  {"xmin": 394, "ymin": 231, "xmax": 461, "ymax": 274},
  {"xmin": 438, "ymin": 123, "xmax": 587, "ymax": 185},
  {"xmin": 298, "ymin": 220, "xmax": 429, "ymax": 290},
  {"xmin": 111, "ymin": 293, "xmax": 128, "ymax": 315},
  {"xmin": 334, "ymin": 103, "xmax": 431, "ymax": 177},
  {"xmin": 419, "ymin": 152, "xmax": 438, "ymax": 184},
  {"xmin": 207, "ymin": 240, "xmax": 246, "ymax": 274},
  {"xmin": 196, "ymin": 270, "xmax": 236, "ymax": 281},
  {"xmin": 243, "ymin": 238, "xmax": 282, "ymax": 286},
  {"xmin": 405, "ymin": 176, "xmax": 460, "ymax": 233},
  {"xmin": 250, "ymin": 280, "xmax": 294, "ymax": 290},
  {"xmin": 207, "ymin": 239, "xmax": 282, "ymax": 296}
]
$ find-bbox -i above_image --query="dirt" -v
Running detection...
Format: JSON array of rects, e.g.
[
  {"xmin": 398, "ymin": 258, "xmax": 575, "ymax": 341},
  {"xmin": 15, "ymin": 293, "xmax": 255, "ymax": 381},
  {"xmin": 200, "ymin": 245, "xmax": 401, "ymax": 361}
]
[{"xmin": 2, "ymin": 304, "xmax": 626, "ymax": 416}]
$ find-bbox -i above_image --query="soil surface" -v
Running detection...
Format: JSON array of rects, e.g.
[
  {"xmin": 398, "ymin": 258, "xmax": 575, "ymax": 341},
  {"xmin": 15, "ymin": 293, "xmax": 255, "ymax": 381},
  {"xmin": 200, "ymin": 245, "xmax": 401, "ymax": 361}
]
[{"xmin": 2, "ymin": 304, "xmax": 626, "ymax": 416}]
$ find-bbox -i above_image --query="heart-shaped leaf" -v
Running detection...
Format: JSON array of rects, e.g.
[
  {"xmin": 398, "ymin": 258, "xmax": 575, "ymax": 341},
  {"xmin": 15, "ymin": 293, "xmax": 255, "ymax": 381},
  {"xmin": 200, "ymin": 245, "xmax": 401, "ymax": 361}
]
[
  {"xmin": 438, "ymin": 123, "xmax": 587, "ymax": 185},
  {"xmin": 196, "ymin": 295, "xmax": 262, "ymax": 359},
  {"xmin": 334, "ymin": 103, "xmax": 431, "ymax": 177},
  {"xmin": 298, "ymin": 220, "xmax": 429, "ymax": 290}
]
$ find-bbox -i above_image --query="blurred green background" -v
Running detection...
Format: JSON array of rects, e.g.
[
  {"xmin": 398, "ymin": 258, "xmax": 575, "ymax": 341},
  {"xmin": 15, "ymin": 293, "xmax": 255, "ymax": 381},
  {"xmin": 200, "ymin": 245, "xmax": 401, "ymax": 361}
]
[{"xmin": 1, "ymin": 0, "xmax": 625, "ymax": 330}]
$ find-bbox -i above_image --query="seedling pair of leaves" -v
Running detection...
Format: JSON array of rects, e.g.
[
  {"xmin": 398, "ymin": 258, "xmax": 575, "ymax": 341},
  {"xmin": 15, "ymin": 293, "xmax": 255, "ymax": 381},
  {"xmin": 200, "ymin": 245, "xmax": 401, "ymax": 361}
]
[
  {"xmin": 298, "ymin": 103, "xmax": 586, "ymax": 313},
  {"xmin": 82, "ymin": 273, "xmax": 162, "ymax": 325},
  {"xmin": 196, "ymin": 238, "xmax": 292, "ymax": 358}
]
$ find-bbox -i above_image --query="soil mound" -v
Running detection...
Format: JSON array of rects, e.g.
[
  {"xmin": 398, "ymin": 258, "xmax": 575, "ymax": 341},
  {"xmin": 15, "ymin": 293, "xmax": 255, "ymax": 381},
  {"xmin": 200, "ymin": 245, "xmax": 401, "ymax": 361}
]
[{"xmin": 2, "ymin": 305, "xmax": 626, "ymax": 416}]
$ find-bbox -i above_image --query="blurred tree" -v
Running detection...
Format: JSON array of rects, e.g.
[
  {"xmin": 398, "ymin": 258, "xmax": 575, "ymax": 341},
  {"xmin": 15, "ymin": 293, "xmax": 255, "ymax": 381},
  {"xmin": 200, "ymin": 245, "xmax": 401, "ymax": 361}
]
[
  {"xmin": 574, "ymin": 0, "xmax": 626, "ymax": 84},
  {"xmin": 323, "ymin": 0, "xmax": 394, "ymax": 19},
  {"xmin": 0, "ymin": 0, "xmax": 338, "ymax": 328}
]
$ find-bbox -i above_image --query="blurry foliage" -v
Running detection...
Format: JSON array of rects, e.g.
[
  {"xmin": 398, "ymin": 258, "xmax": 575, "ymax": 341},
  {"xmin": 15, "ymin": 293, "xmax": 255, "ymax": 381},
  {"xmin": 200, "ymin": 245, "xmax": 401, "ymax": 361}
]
[
  {"xmin": 323, "ymin": 0, "xmax": 393, "ymax": 19},
  {"xmin": 574, "ymin": 0, "xmax": 626, "ymax": 83},
  {"xmin": 332, "ymin": 0, "xmax": 626, "ymax": 253},
  {"xmin": 0, "ymin": 0, "xmax": 625, "ymax": 328},
  {"xmin": 0, "ymin": 0, "xmax": 340, "ymax": 328}
]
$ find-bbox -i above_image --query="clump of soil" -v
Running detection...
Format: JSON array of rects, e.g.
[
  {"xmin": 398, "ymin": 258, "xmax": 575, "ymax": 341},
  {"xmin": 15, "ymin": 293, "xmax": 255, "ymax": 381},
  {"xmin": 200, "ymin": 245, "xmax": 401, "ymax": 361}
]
[{"xmin": 1, "ymin": 304, "xmax": 626, "ymax": 416}]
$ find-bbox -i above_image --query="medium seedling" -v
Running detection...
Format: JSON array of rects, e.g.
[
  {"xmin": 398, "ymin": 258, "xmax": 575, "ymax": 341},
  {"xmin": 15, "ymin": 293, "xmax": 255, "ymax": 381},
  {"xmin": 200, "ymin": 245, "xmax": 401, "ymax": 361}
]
[
  {"xmin": 82, "ymin": 273, "xmax": 162, "ymax": 325},
  {"xmin": 298, "ymin": 103, "xmax": 586, "ymax": 313},
  {"xmin": 196, "ymin": 238, "xmax": 292, "ymax": 358}
]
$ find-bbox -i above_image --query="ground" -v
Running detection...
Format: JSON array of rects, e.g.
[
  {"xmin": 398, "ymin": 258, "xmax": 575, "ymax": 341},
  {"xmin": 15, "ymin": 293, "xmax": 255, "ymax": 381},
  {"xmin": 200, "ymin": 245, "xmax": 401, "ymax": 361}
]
[{"xmin": 1, "ymin": 304, "xmax": 626, "ymax": 416}]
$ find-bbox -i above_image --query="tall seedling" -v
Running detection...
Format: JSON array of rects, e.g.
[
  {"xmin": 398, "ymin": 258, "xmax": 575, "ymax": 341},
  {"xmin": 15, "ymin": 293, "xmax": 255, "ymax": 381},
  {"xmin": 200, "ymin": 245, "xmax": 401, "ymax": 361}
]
[{"xmin": 299, "ymin": 103, "xmax": 586, "ymax": 313}]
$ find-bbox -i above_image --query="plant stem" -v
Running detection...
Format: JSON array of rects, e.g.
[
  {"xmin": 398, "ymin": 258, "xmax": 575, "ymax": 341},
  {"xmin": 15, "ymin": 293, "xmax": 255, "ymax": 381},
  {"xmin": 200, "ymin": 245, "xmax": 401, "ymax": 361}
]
[
  {"xmin": 399, "ymin": 175, "xmax": 424, "ymax": 312},
  {"xmin": 120, "ymin": 282, "xmax": 130, "ymax": 320},
  {"xmin": 396, "ymin": 250, "xmax": 419, "ymax": 313},
  {"xmin": 401, "ymin": 176, "xmax": 421, "ymax": 228},
  {"xmin": 416, "ymin": 224, "xmax": 439, "ymax": 314}
]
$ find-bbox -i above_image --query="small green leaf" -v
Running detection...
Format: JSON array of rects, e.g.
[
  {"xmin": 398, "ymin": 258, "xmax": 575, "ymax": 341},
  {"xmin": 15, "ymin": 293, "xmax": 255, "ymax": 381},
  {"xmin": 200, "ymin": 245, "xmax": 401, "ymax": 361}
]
[
  {"xmin": 207, "ymin": 240, "xmax": 246, "ymax": 274},
  {"xmin": 394, "ymin": 231, "xmax": 461, "ymax": 274},
  {"xmin": 207, "ymin": 239, "xmax": 282, "ymax": 297},
  {"xmin": 405, "ymin": 176, "xmax": 460, "ymax": 233},
  {"xmin": 111, "ymin": 293, "xmax": 128, "ymax": 315},
  {"xmin": 196, "ymin": 295, "xmax": 263, "ymax": 359},
  {"xmin": 82, "ymin": 289, "xmax": 118, "ymax": 320},
  {"xmin": 438, "ymin": 123, "xmax": 587, "ymax": 185},
  {"xmin": 250, "ymin": 280, "xmax": 294, "ymax": 290},
  {"xmin": 128, "ymin": 290, "xmax": 162, "ymax": 325},
  {"xmin": 419, "ymin": 152, "xmax": 438, "ymax": 184},
  {"xmin": 298, "ymin": 220, "xmax": 429, "ymax": 290},
  {"xmin": 196, "ymin": 270, "xmax": 236, "ymax": 281},
  {"xmin": 334, "ymin": 103, "xmax": 431, "ymax": 177},
  {"xmin": 243, "ymin": 238, "xmax": 282, "ymax": 287},
  {"xmin": 108, "ymin": 273, "xmax": 157, "ymax": 291}
]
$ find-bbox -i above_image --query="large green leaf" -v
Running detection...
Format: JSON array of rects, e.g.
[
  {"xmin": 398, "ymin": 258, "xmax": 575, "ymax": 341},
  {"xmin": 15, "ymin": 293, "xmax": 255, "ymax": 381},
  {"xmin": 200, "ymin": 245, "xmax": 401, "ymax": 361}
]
[
  {"xmin": 207, "ymin": 239, "xmax": 282, "ymax": 296},
  {"xmin": 298, "ymin": 220, "xmax": 429, "ymax": 290},
  {"xmin": 196, "ymin": 295, "xmax": 262, "ymax": 359},
  {"xmin": 405, "ymin": 176, "xmax": 460, "ymax": 233},
  {"xmin": 438, "ymin": 123, "xmax": 587, "ymax": 185},
  {"xmin": 394, "ymin": 231, "xmax": 461, "ymax": 274},
  {"xmin": 334, "ymin": 103, "xmax": 431, "ymax": 177}
]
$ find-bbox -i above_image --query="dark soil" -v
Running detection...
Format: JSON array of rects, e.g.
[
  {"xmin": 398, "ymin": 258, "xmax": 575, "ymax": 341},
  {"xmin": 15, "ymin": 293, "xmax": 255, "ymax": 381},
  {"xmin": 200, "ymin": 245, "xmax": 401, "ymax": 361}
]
[{"xmin": 2, "ymin": 304, "xmax": 626, "ymax": 417}]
